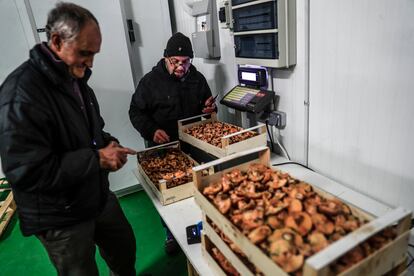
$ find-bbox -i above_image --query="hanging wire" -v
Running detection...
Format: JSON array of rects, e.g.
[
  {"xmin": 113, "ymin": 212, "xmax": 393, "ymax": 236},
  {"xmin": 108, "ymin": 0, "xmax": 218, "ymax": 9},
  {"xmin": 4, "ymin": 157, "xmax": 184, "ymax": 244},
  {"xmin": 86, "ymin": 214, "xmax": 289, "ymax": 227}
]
[
  {"xmin": 265, "ymin": 121, "xmax": 275, "ymax": 153},
  {"xmin": 407, "ymin": 251, "xmax": 414, "ymax": 269},
  {"xmin": 272, "ymin": 161, "xmax": 314, "ymax": 171},
  {"xmin": 274, "ymin": 125, "xmax": 290, "ymax": 160}
]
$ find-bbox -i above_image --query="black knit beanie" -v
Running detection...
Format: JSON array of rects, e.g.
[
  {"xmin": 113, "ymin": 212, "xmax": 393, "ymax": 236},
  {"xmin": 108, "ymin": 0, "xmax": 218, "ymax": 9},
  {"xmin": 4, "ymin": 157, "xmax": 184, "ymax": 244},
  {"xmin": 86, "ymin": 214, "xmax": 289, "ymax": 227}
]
[{"xmin": 163, "ymin": 32, "xmax": 194, "ymax": 58}]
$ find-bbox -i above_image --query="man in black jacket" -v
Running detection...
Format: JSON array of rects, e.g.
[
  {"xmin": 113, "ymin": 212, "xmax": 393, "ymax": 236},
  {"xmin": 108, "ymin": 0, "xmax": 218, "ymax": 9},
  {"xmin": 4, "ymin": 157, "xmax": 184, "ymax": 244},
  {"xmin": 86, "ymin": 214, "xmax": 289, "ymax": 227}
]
[
  {"xmin": 129, "ymin": 32, "xmax": 216, "ymax": 254},
  {"xmin": 129, "ymin": 32, "xmax": 216, "ymax": 146},
  {"xmin": 0, "ymin": 3, "xmax": 136, "ymax": 276}
]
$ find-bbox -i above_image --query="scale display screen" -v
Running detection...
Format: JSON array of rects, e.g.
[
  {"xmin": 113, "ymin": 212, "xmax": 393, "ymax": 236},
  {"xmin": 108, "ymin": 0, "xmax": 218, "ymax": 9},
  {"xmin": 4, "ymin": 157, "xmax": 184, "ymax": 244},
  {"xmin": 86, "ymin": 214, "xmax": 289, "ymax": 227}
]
[
  {"xmin": 241, "ymin": 72, "xmax": 257, "ymax": 82},
  {"xmin": 221, "ymin": 85, "xmax": 272, "ymax": 113}
]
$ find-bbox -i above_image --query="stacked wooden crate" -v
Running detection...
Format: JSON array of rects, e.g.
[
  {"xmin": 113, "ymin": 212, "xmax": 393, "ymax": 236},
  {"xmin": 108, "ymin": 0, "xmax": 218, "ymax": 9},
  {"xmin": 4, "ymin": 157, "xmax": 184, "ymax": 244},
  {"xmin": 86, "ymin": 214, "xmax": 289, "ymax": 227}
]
[
  {"xmin": 136, "ymin": 141, "xmax": 200, "ymax": 205},
  {"xmin": 178, "ymin": 113, "xmax": 267, "ymax": 158},
  {"xmin": 192, "ymin": 147, "xmax": 411, "ymax": 276},
  {"xmin": 0, "ymin": 178, "xmax": 16, "ymax": 237}
]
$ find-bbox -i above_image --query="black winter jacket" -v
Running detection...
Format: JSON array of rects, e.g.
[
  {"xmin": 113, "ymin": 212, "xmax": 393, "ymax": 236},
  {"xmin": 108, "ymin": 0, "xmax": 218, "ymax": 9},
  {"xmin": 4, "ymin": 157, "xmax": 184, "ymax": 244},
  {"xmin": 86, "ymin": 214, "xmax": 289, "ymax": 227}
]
[
  {"xmin": 129, "ymin": 59, "xmax": 212, "ymax": 142},
  {"xmin": 0, "ymin": 44, "xmax": 116, "ymax": 236}
]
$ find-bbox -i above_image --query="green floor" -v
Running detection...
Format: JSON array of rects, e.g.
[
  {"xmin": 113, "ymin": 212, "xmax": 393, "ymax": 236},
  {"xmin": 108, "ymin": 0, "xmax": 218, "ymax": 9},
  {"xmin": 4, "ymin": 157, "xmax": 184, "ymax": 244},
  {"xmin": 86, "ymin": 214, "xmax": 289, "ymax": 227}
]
[{"xmin": 0, "ymin": 191, "xmax": 187, "ymax": 276}]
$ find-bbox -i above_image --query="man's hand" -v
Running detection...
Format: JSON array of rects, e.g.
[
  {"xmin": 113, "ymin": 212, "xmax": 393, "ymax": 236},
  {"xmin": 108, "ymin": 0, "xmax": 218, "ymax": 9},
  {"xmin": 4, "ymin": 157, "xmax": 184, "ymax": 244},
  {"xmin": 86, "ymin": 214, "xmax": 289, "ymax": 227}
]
[
  {"xmin": 153, "ymin": 129, "xmax": 170, "ymax": 144},
  {"xmin": 202, "ymin": 95, "xmax": 216, "ymax": 114},
  {"xmin": 98, "ymin": 141, "xmax": 136, "ymax": 171}
]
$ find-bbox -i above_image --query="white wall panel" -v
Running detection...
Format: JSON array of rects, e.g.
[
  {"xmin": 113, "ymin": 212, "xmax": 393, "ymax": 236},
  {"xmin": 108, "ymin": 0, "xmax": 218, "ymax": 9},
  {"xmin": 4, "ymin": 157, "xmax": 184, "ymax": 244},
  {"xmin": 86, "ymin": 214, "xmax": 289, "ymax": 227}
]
[
  {"xmin": 270, "ymin": 0, "xmax": 308, "ymax": 164},
  {"xmin": 0, "ymin": 0, "xmax": 36, "ymax": 178},
  {"xmin": 309, "ymin": 0, "xmax": 414, "ymax": 210},
  {"xmin": 0, "ymin": 0, "xmax": 32, "ymax": 83},
  {"xmin": 122, "ymin": 0, "xmax": 172, "ymax": 85}
]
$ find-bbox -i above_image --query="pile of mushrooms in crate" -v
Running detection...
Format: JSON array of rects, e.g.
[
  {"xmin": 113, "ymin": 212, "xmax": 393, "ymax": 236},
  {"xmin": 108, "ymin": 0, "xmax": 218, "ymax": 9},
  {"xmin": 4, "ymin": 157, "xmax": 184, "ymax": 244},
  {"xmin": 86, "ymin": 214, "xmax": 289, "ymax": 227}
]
[
  {"xmin": 203, "ymin": 163, "xmax": 397, "ymax": 275},
  {"xmin": 139, "ymin": 148, "xmax": 195, "ymax": 189},
  {"xmin": 184, "ymin": 122, "xmax": 256, "ymax": 147}
]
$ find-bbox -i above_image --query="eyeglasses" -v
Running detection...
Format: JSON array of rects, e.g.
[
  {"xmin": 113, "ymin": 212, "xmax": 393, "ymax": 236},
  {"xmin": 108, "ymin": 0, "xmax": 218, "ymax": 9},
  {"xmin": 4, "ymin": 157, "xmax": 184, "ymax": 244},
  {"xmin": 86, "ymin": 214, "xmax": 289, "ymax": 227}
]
[{"xmin": 167, "ymin": 57, "xmax": 192, "ymax": 68}]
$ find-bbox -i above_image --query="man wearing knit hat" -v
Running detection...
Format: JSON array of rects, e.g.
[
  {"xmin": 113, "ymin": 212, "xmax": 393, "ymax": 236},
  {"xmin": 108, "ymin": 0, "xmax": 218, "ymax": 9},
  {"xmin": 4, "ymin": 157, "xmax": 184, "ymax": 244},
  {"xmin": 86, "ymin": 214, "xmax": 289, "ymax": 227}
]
[
  {"xmin": 129, "ymin": 32, "xmax": 216, "ymax": 146},
  {"xmin": 129, "ymin": 32, "xmax": 215, "ymax": 254}
]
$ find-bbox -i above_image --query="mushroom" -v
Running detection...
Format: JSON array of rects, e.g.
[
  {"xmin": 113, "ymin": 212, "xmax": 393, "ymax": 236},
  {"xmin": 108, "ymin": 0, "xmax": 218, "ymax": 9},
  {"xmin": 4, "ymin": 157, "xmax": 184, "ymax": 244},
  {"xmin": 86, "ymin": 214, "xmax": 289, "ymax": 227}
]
[
  {"xmin": 237, "ymin": 199, "xmax": 256, "ymax": 211},
  {"xmin": 241, "ymin": 209, "xmax": 264, "ymax": 231},
  {"xmin": 267, "ymin": 174, "xmax": 288, "ymax": 189},
  {"xmin": 248, "ymin": 163, "xmax": 268, "ymax": 173},
  {"xmin": 267, "ymin": 215, "xmax": 282, "ymax": 229},
  {"xmin": 296, "ymin": 182, "xmax": 313, "ymax": 196},
  {"xmin": 245, "ymin": 181, "xmax": 262, "ymax": 199},
  {"xmin": 318, "ymin": 199, "xmax": 343, "ymax": 216},
  {"xmin": 221, "ymin": 175, "xmax": 232, "ymax": 193},
  {"xmin": 269, "ymin": 240, "xmax": 304, "ymax": 273},
  {"xmin": 213, "ymin": 193, "xmax": 231, "ymax": 214},
  {"xmin": 229, "ymin": 191, "xmax": 244, "ymax": 206},
  {"xmin": 279, "ymin": 254, "xmax": 304, "ymax": 273},
  {"xmin": 265, "ymin": 198, "xmax": 287, "ymax": 215},
  {"xmin": 262, "ymin": 169, "xmax": 272, "ymax": 183},
  {"xmin": 229, "ymin": 169, "xmax": 247, "ymax": 184},
  {"xmin": 312, "ymin": 213, "xmax": 335, "ymax": 235},
  {"xmin": 174, "ymin": 170, "xmax": 185, "ymax": 178},
  {"xmin": 342, "ymin": 217, "xmax": 360, "ymax": 232},
  {"xmin": 284, "ymin": 212, "xmax": 313, "ymax": 236},
  {"xmin": 308, "ymin": 231, "xmax": 329, "ymax": 253},
  {"xmin": 203, "ymin": 181, "xmax": 222, "ymax": 195},
  {"xmin": 274, "ymin": 190, "xmax": 287, "ymax": 200},
  {"xmin": 248, "ymin": 170, "xmax": 264, "ymax": 182},
  {"xmin": 248, "ymin": 225, "xmax": 272, "ymax": 244},
  {"xmin": 268, "ymin": 227, "xmax": 304, "ymax": 247},
  {"xmin": 230, "ymin": 213, "xmax": 244, "ymax": 227},
  {"xmin": 289, "ymin": 199, "xmax": 303, "ymax": 213},
  {"xmin": 289, "ymin": 188, "xmax": 304, "ymax": 201},
  {"xmin": 162, "ymin": 173, "xmax": 174, "ymax": 181},
  {"xmin": 269, "ymin": 239, "xmax": 292, "ymax": 258},
  {"xmin": 336, "ymin": 245, "xmax": 365, "ymax": 271}
]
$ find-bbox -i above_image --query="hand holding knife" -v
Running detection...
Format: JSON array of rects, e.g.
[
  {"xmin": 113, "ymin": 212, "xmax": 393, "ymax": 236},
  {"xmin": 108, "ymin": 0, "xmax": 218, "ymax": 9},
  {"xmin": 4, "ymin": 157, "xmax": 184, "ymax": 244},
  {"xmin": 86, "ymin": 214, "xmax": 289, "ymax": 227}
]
[{"xmin": 202, "ymin": 94, "xmax": 218, "ymax": 114}]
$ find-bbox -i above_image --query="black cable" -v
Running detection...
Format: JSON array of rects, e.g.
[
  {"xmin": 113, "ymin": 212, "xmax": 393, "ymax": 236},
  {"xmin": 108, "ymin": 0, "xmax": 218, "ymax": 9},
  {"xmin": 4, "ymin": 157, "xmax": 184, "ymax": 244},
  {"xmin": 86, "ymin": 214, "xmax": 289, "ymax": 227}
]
[
  {"xmin": 265, "ymin": 121, "xmax": 275, "ymax": 152},
  {"xmin": 406, "ymin": 245, "xmax": 414, "ymax": 269},
  {"xmin": 407, "ymin": 256, "xmax": 414, "ymax": 269},
  {"xmin": 272, "ymin": 161, "xmax": 314, "ymax": 172}
]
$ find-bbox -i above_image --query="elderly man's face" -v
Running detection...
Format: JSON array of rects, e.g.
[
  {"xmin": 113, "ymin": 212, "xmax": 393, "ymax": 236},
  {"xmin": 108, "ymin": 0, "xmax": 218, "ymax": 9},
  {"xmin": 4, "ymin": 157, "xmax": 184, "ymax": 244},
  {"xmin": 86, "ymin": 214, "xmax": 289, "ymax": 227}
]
[
  {"xmin": 165, "ymin": 56, "xmax": 192, "ymax": 79},
  {"xmin": 51, "ymin": 20, "xmax": 101, "ymax": 79}
]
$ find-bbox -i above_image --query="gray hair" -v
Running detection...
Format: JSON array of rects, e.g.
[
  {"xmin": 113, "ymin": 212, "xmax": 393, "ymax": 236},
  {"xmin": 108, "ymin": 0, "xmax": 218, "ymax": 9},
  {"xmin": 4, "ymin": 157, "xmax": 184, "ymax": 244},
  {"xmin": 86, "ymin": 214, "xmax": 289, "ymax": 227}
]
[{"xmin": 46, "ymin": 2, "xmax": 99, "ymax": 43}]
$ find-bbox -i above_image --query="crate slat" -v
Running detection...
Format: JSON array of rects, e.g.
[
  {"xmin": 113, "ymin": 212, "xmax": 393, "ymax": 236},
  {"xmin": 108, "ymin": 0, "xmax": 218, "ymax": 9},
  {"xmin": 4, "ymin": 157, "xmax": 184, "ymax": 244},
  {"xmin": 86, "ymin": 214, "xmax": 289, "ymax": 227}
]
[{"xmin": 0, "ymin": 192, "xmax": 16, "ymax": 237}]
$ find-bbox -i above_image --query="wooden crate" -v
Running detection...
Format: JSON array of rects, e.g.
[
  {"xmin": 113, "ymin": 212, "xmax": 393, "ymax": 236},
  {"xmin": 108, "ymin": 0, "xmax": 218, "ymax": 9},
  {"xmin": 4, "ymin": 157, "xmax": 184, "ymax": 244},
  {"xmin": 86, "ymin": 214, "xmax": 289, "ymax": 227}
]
[
  {"xmin": 0, "ymin": 191, "xmax": 16, "ymax": 237},
  {"xmin": 137, "ymin": 141, "xmax": 199, "ymax": 205},
  {"xmin": 192, "ymin": 146, "xmax": 412, "ymax": 276},
  {"xmin": 178, "ymin": 113, "xmax": 267, "ymax": 158}
]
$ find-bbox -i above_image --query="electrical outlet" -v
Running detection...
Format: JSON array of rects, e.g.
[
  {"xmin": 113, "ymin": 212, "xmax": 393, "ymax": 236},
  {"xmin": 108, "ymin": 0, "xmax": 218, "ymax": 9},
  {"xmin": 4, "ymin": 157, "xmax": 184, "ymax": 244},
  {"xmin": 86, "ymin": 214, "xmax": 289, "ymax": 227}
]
[{"xmin": 268, "ymin": 111, "xmax": 286, "ymax": 129}]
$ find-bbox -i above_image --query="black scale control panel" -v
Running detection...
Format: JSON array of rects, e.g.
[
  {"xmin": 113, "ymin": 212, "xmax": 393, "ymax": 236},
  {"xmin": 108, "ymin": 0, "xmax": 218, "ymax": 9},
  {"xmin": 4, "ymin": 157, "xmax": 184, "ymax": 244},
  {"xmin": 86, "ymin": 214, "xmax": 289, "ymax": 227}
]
[{"xmin": 220, "ymin": 85, "xmax": 274, "ymax": 113}]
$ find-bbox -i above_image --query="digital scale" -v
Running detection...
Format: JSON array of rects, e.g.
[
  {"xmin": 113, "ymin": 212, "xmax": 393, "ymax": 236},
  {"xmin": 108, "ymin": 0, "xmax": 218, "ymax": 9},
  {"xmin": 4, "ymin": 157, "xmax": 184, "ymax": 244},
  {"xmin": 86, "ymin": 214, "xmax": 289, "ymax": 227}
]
[{"xmin": 220, "ymin": 67, "xmax": 274, "ymax": 113}]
